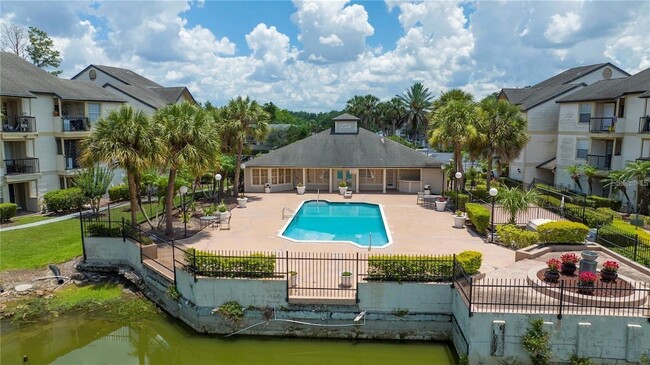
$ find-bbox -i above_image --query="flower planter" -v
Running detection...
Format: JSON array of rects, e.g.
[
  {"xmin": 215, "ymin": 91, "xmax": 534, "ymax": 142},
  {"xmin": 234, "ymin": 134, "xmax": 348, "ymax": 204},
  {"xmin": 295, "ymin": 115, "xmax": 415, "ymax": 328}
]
[
  {"xmin": 296, "ymin": 186, "xmax": 305, "ymax": 195},
  {"xmin": 340, "ymin": 272, "xmax": 353, "ymax": 288},
  {"xmin": 601, "ymin": 271, "xmax": 618, "ymax": 282},
  {"xmin": 561, "ymin": 263, "xmax": 577, "ymax": 275},
  {"xmin": 236, "ymin": 198, "xmax": 248, "ymax": 208},
  {"xmin": 544, "ymin": 270, "xmax": 560, "ymax": 282},
  {"xmin": 435, "ymin": 201, "xmax": 447, "ymax": 212},
  {"xmin": 141, "ymin": 244, "xmax": 158, "ymax": 260},
  {"xmin": 339, "ymin": 187, "xmax": 347, "ymax": 195},
  {"xmin": 288, "ymin": 273, "xmax": 298, "ymax": 288},
  {"xmin": 577, "ymin": 283, "xmax": 595, "ymax": 295},
  {"xmin": 453, "ymin": 214, "xmax": 466, "ymax": 228},
  {"xmin": 219, "ymin": 211, "xmax": 230, "ymax": 222}
]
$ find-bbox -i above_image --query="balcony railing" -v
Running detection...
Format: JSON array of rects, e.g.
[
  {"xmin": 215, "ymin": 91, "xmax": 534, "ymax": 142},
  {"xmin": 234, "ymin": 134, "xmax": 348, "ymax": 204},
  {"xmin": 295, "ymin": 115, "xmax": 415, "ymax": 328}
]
[
  {"xmin": 639, "ymin": 116, "xmax": 650, "ymax": 133},
  {"xmin": 4, "ymin": 158, "xmax": 40, "ymax": 175},
  {"xmin": 1, "ymin": 116, "xmax": 37, "ymax": 133},
  {"xmin": 586, "ymin": 154, "xmax": 612, "ymax": 170},
  {"xmin": 65, "ymin": 156, "xmax": 81, "ymax": 170},
  {"xmin": 589, "ymin": 117, "xmax": 615, "ymax": 133},
  {"xmin": 62, "ymin": 117, "xmax": 91, "ymax": 132}
]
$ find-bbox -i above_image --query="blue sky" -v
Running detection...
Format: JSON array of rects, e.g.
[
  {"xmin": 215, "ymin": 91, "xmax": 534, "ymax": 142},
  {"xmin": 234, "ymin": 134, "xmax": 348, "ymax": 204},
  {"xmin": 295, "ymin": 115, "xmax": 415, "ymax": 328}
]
[{"xmin": 1, "ymin": 1, "xmax": 649, "ymax": 112}]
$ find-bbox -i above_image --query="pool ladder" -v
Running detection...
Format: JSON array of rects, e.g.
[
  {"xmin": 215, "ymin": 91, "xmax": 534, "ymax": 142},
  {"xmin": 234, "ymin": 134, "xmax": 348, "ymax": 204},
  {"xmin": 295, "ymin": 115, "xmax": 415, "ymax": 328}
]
[{"xmin": 282, "ymin": 207, "xmax": 295, "ymax": 220}]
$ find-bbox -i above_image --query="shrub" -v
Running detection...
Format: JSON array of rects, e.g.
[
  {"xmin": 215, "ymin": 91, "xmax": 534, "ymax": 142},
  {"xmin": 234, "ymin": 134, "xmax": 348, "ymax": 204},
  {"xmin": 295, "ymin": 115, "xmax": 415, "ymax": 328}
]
[
  {"xmin": 588, "ymin": 195, "xmax": 622, "ymax": 211},
  {"xmin": 0, "ymin": 203, "xmax": 18, "ymax": 222},
  {"xmin": 466, "ymin": 203, "xmax": 490, "ymax": 234},
  {"xmin": 108, "ymin": 185, "xmax": 130, "ymax": 202},
  {"xmin": 522, "ymin": 319, "xmax": 551, "ymax": 365},
  {"xmin": 86, "ymin": 222, "xmax": 122, "ymax": 237},
  {"xmin": 444, "ymin": 191, "xmax": 469, "ymax": 210},
  {"xmin": 43, "ymin": 188, "xmax": 86, "ymax": 213},
  {"xmin": 496, "ymin": 224, "xmax": 539, "ymax": 249},
  {"xmin": 597, "ymin": 220, "xmax": 650, "ymax": 248},
  {"xmin": 468, "ymin": 186, "xmax": 490, "ymax": 201},
  {"xmin": 367, "ymin": 254, "xmax": 453, "ymax": 282},
  {"xmin": 537, "ymin": 221, "xmax": 589, "ymax": 244},
  {"xmin": 582, "ymin": 209, "xmax": 613, "ymax": 228},
  {"xmin": 184, "ymin": 248, "xmax": 275, "ymax": 278},
  {"xmin": 456, "ymin": 251, "xmax": 482, "ymax": 275},
  {"xmin": 596, "ymin": 207, "xmax": 621, "ymax": 220}
]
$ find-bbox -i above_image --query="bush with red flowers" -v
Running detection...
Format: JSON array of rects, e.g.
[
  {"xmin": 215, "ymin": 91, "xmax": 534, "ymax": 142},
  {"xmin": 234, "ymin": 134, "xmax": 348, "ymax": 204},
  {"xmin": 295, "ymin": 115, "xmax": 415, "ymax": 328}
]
[
  {"xmin": 602, "ymin": 260, "xmax": 619, "ymax": 273},
  {"xmin": 578, "ymin": 272, "xmax": 597, "ymax": 285},
  {"xmin": 560, "ymin": 253, "xmax": 579, "ymax": 265},
  {"xmin": 546, "ymin": 258, "xmax": 561, "ymax": 272}
]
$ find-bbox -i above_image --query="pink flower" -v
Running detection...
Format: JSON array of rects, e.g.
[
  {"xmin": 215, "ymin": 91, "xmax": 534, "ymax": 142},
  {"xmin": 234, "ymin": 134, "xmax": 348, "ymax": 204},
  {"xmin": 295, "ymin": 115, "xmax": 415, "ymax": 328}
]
[
  {"xmin": 578, "ymin": 272, "xmax": 597, "ymax": 285},
  {"xmin": 546, "ymin": 258, "xmax": 561, "ymax": 272},
  {"xmin": 560, "ymin": 253, "xmax": 579, "ymax": 265},
  {"xmin": 602, "ymin": 260, "xmax": 619, "ymax": 273}
]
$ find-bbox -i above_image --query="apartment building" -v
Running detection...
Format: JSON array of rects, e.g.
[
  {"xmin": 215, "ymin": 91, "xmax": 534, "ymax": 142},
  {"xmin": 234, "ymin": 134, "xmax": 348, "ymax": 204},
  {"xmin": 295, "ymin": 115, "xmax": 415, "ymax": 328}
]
[
  {"xmin": 555, "ymin": 67, "xmax": 650, "ymax": 198},
  {"xmin": 500, "ymin": 63, "xmax": 629, "ymax": 185},
  {"xmin": 1, "ymin": 52, "xmax": 125, "ymax": 211}
]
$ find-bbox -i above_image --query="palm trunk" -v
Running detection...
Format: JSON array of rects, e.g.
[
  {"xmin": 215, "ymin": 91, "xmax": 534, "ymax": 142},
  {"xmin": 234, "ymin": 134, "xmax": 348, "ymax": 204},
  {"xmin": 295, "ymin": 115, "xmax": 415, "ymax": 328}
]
[
  {"xmin": 486, "ymin": 153, "xmax": 494, "ymax": 190},
  {"xmin": 164, "ymin": 168, "xmax": 177, "ymax": 236},
  {"xmin": 454, "ymin": 143, "xmax": 464, "ymax": 189},
  {"xmin": 127, "ymin": 170, "xmax": 138, "ymax": 225},
  {"xmin": 233, "ymin": 142, "xmax": 243, "ymax": 198}
]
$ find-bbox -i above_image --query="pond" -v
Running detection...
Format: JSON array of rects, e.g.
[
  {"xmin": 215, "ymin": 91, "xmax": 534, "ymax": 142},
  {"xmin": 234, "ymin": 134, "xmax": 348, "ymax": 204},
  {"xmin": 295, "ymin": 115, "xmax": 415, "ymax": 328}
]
[{"xmin": 1, "ymin": 313, "xmax": 458, "ymax": 365}]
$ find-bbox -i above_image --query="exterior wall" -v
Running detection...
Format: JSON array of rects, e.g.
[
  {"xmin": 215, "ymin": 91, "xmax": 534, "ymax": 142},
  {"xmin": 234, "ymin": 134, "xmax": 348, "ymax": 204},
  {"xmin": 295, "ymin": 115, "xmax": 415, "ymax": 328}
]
[
  {"xmin": 421, "ymin": 168, "xmax": 443, "ymax": 194},
  {"xmin": 358, "ymin": 282, "xmax": 451, "ymax": 313},
  {"xmin": 102, "ymin": 85, "xmax": 157, "ymax": 114},
  {"xmin": 575, "ymin": 66, "xmax": 628, "ymax": 85},
  {"xmin": 334, "ymin": 120, "xmax": 358, "ymax": 134}
]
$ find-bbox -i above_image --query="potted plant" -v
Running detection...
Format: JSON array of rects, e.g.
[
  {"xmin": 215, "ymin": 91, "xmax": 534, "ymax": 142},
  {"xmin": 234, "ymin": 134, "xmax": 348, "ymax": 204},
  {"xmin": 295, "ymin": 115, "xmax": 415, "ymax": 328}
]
[
  {"xmin": 218, "ymin": 201, "xmax": 230, "ymax": 221},
  {"xmin": 236, "ymin": 192, "xmax": 248, "ymax": 208},
  {"xmin": 264, "ymin": 183, "xmax": 271, "ymax": 194},
  {"xmin": 296, "ymin": 182, "xmax": 305, "ymax": 195},
  {"xmin": 203, "ymin": 204, "xmax": 217, "ymax": 216},
  {"xmin": 600, "ymin": 260, "xmax": 619, "ymax": 282},
  {"xmin": 435, "ymin": 196, "xmax": 447, "ymax": 212},
  {"xmin": 577, "ymin": 272, "xmax": 597, "ymax": 295},
  {"xmin": 544, "ymin": 258, "xmax": 561, "ymax": 282},
  {"xmin": 452, "ymin": 210, "xmax": 465, "ymax": 228},
  {"xmin": 340, "ymin": 271, "xmax": 353, "ymax": 288},
  {"xmin": 560, "ymin": 253, "xmax": 579, "ymax": 275},
  {"xmin": 338, "ymin": 181, "xmax": 347, "ymax": 195},
  {"xmin": 288, "ymin": 271, "xmax": 298, "ymax": 288}
]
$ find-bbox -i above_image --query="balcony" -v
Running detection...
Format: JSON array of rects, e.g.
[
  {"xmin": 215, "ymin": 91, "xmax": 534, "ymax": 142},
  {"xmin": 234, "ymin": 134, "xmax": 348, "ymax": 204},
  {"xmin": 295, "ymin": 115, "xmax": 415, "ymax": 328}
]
[
  {"xmin": 62, "ymin": 117, "xmax": 91, "ymax": 132},
  {"xmin": 4, "ymin": 158, "xmax": 40, "ymax": 175},
  {"xmin": 589, "ymin": 117, "xmax": 616, "ymax": 133},
  {"xmin": 639, "ymin": 116, "xmax": 650, "ymax": 133},
  {"xmin": 586, "ymin": 154, "xmax": 612, "ymax": 170},
  {"xmin": 1, "ymin": 116, "xmax": 37, "ymax": 134}
]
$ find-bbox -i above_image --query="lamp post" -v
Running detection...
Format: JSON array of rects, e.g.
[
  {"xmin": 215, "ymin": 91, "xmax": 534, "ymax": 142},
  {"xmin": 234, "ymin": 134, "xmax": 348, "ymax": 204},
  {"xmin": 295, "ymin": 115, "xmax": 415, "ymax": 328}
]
[
  {"xmin": 214, "ymin": 173, "xmax": 222, "ymax": 204},
  {"xmin": 441, "ymin": 164, "xmax": 447, "ymax": 194},
  {"xmin": 239, "ymin": 163, "xmax": 246, "ymax": 198},
  {"xmin": 454, "ymin": 172, "xmax": 463, "ymax": 210},
  {"xmin": 489, "ymin": 187, "xmax": 498, "ymax": 243},
  {"xmin": 179, "ymin": 185, "xmax": 188, "ymax": 238}
]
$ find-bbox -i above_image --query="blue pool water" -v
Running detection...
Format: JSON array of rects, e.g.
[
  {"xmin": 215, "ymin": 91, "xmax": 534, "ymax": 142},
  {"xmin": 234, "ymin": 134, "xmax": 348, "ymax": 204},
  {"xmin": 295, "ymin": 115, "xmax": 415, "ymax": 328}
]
[{"xmin": 282, "ymin": 201, "xmax": 390, "ymax": 247}]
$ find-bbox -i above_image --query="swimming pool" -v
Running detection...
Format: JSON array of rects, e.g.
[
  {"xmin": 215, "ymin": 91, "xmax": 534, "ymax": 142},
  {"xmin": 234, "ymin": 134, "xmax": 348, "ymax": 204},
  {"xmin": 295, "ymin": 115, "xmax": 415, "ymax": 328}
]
[{"xmin": 281, "ymin": 200, "xmax": 391, "ymax": 248}]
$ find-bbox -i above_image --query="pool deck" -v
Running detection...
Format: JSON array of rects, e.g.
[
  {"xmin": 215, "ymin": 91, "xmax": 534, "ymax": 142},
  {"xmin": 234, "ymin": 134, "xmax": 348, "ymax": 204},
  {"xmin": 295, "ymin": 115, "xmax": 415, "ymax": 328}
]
[{"xmin": 183, "ymin": 192, "xmax": 516, "ymax": 274}]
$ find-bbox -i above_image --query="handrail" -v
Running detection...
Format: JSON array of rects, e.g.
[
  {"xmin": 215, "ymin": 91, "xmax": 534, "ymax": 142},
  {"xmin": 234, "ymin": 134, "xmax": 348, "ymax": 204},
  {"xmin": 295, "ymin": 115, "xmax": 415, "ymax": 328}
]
[{"xmin": 282, "ymin": 207, "xmax": 295, "ymax": 219}]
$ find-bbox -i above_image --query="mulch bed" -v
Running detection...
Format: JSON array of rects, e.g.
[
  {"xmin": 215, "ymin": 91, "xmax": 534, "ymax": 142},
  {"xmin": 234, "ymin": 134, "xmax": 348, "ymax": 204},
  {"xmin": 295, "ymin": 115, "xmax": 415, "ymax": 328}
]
[{"xmin": 536, "ymin": 269, "xmax": 635, "ymax": 297}]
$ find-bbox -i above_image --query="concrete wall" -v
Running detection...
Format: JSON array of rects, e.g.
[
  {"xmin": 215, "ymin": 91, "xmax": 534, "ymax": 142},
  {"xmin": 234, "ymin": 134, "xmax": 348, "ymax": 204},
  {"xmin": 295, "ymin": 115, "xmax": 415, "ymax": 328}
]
[
  {"xmin": 83, "ymin": 236, "xmax": 143, "ymax": 269},
  {"xmin": 358, "ymin": 282, "xmax": 451, "ymax": 313}
]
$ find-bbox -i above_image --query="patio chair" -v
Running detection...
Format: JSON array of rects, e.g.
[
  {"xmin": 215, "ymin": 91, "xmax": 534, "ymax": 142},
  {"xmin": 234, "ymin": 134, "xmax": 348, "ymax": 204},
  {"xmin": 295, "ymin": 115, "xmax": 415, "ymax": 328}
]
[
  {"xmin": 417, "ymin": 192, "xmax": 424, "ymax": 205},
  {"xmin": 344, "ymin": 190, "xmax": 353, "ymax": 199},
  {"xmin": 220, "ymin": 215, "xmax": 231, "ymax": 230}
]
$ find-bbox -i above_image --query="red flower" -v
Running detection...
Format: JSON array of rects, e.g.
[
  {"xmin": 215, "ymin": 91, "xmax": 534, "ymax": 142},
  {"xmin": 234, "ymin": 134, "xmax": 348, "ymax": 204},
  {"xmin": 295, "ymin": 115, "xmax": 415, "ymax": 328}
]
[
  {"xmin": 560, "ymin": 253, "xmax": 579, "ymax": 265},
  {"xmin": 546, "ymin": 258, "xmax": 561, "ymax": 272},
  {"xmin": 578, "ymin": 272, "xmax": 597, "ymax": 285},
  {"xmin": 602, "ymin": 260, "xmax": 619, "ymax": 273}
]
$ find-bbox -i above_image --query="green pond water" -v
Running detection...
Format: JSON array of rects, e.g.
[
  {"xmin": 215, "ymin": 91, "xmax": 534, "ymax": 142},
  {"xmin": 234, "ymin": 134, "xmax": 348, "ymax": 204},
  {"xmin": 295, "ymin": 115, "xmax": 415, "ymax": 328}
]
[{"xmin": 1, "ymin": 313, "xmax": 457, "ymax": 365}]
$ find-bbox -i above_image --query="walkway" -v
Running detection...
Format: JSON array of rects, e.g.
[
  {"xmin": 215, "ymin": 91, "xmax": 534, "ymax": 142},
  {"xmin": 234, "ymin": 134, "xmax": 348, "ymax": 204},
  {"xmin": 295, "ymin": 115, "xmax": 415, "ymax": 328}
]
[{"xmin": 0, "ymin": 202, "xmax": 129, "ymax": 232}]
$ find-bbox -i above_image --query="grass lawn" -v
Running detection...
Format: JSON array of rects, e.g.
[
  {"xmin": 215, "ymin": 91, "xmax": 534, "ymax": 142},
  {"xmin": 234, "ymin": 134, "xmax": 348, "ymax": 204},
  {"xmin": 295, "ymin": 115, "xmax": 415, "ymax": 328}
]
[
  {"xmin": 11, "ymin": 214, "xmax": 51, "ymax": 226},
  {"xmin": 0, "ymin": 218, "xmax": 82, "ymax": 271}
]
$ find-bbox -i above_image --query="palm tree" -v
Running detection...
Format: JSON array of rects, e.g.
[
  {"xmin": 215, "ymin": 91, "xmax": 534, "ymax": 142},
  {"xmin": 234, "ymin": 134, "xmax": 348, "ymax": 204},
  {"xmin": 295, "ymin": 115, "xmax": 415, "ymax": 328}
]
[
  {"xmin": 219, "ymin": 96, "xmax": 270, "ymax": 198},
  {"xmin": 429, "ymin": 98, "xmax": 477, "ymax": 180},
  {"xmin": 498, "ymin": 186, "xmax": 539, "ymax": 225},
  {"xmin": 582, "ymin": 165, "xmax": 598, "ymax": 195},
  {"xmin": 603, "ymin": 170, "xmax": 632, "ymax": 213},
  {"xmin": 79, "ymin": 105, "xmax": 160, "ymax": 224},
  {"xmin": 397, "ymin": 82, "xmax": 434, "ymax": 143},
  {"xmin": 154, "ymin": 102, "xmax": 220, "ymax": 236},
  {"xmin": 381, "ymin": 97, "xmax": 406, "ymax": 136},
  {"xmin": 565, "ymin": 164, "xmax": 584, "ymax": 193},
  {"xmin": 471, "ymin": 97, "xmax": 529, "ymax": 189},
  {"xmin": 622, "ymin": 160, "xmax": 650, "ymax": 214},
  {"xmin": 432, "ymin": 89, "xmax": 474, "ymax": 110}
]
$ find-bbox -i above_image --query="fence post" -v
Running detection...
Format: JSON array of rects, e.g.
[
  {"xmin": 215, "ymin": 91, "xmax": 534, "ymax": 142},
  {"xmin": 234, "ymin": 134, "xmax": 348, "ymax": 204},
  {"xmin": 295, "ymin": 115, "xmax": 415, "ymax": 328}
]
[
  {"xmin": 171, "ymin": 239, "xmax": 177, "ymax": 285},
  {"xmin": 557, "ymin": 281, "xmax": 564, "ymax": 319},
  {"xmin": 468, "ymin": 277, "xmax": 474, "ymax": 317},
  {"xmin": 79, "ymin": 207, "xmax": 86, "ymax": 262},
  {"xmin": 121, "ymin": 217, "xmax": 126, "ymax": 242},
  {"xmin": 634, "ymin": 234, "xmax": 639, "ymax": 261},
  {"xmin": 450, "ymin": 254, "xmax": 456, "ymax": 288},
  {"xmin": 193, "ymin": 250, "xmax": 197, "ymax": 283},
  {"xmin": 285, "ymin": 251, "xmax": 289, "ymax": 302},
  {"xmin": 355, "ymin": 252, "xmax": 360, "ymax": 303}
]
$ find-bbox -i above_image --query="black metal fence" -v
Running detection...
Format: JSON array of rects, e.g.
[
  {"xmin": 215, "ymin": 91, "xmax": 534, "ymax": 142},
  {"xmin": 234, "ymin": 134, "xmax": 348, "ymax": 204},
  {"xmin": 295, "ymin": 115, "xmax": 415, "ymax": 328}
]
[
  {"xmin": 3, "ymin": 157, "xmax": 40, "ymax": 174},
  {"xmin": 2, "ymin": 115, "xmax": 36, "ymax": 132},
  {"xmin": 596, "ymin": 225, "xmax": 650, "ymax": 267}
]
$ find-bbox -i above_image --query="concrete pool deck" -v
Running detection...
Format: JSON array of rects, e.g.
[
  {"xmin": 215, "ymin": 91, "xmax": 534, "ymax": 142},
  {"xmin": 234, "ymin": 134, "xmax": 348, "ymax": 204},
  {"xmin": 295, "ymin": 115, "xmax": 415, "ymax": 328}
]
[{"xmin": 182, "ymin": 192, "xmax": 516, "ymax": 274}]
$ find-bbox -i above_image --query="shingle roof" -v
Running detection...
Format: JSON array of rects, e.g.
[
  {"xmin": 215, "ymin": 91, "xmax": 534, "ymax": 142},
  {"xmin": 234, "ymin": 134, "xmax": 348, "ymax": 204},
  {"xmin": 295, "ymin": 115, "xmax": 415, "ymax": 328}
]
[
  {"xmin": 557, "ymin": 68, "xmax": 650, "ymax": 103},
  {"xmin": 90, "ymin": 65, "xmax": 163, "ymax": 88},
  {"xmin": 0, "ymin": 52, "xmax": 124, "ymax": 102},
  {"xmin": 246, "ymin": 127, "xmax": 443, "ymax": 168},
  {"xmin": 532, "ymin": 63, "xmax": 613, "ymax": 88},
  {"xmin": 640, "ymin": 89, "xmax": 650, "ymax": 98},
  {"xmin": 332, "ymin": 113, "xmax": 360, "ymax": 121}
]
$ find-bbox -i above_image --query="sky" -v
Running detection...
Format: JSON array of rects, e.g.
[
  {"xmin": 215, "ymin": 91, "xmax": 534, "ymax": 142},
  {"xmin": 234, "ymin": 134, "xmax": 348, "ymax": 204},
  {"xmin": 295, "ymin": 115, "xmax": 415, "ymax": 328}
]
[{"xmin": 1, "ymin": 0, "xmax": 649, "ymax": 112}]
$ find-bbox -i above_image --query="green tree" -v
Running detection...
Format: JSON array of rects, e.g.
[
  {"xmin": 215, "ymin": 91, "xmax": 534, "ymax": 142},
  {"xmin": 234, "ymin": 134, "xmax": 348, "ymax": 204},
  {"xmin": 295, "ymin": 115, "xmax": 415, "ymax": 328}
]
[
  {"xmin": 345, "ymin": 94, "xmax": 380, "ymax": 130},
  {"xmin": 603, "ymin": 170, "xmax": 632, "ymax": 213},
  {"xmin": 397, "ymin": 82, "xmax": 434, "ymax": 142},
  {"xmin": 378, "ymin": 97, "xmax": 406, "ymax": 136},
  {"xmin": 565, "ymin": 164, "xmax": 584, "ymax": 193},
  {"xmin": 582, "ymin": 165, "xmax": 598, "ymax": 195},
  {"xmin": 154, "ymin": 102, "xmax": 221, "ymax": 236},
  {"xmin": 498, "ymin": 186, "xmax": 539, "ymax": 225},
  {"xmin": 73, "ymin": 165, "xmax": 114, "ymax": 215},
  {"xmin": 79, "ymin": 105, "xmax": 160, "ymax": 224},
  {"xmin": 622, "ymin": 160, "xmax": 650, "ymax": 214},
  {"xmin": 26, "ymin": 27, "xmax": 61, "ymax": 76},
  {"xmin": 472, "ymin": 97, "xmax": 529, "ymax": 188},
  {"xmin": 218, "ymin": 96, "xmax": 270, "ymax": 197}
]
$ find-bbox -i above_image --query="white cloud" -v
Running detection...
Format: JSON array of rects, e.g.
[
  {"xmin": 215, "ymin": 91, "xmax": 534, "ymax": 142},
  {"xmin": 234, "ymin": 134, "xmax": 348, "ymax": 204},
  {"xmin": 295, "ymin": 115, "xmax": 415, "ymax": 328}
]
[
  {"xmin": 544, "ymin": 11, "xmax": 582, "ymax": 44},
  {"xmin": 319, "ymin": 34, "xmax": 343, "ymax": 47}
]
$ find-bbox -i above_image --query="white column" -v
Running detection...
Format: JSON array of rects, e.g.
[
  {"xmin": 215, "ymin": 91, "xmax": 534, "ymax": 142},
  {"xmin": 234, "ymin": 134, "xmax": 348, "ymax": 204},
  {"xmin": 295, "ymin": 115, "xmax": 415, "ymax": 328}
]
[
  {"xmin": 355, "ymin": 169, "xmax": 359, "ymax": 193},
  {"xmin": 382, "ymin": 169, "xmax": 386, "ymax": 194},
  {"xmin": 267, "ymin": 168, "xmax": 272, "ymax": 185},
  {"xmin": 302, "ymin": 168, "xmax": 306, "ymax": 188},
  {"xmin": 328, "ymin": 168, "xmax": 332, "ymax": 193}
]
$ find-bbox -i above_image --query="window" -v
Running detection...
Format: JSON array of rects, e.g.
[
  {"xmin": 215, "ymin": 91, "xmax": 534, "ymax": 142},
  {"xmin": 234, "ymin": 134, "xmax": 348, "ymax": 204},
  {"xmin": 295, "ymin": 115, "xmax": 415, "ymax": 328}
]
[
  {"xmin": 306, "ymin": 169, "xmax": 329, "ymax": 184},
  {"xmin": 579, "ymin": 104, "xmax": 591, "ymax": 123},
  {"xmin": 576, "ymin": 139, "xmax": 588, "ymax": 159},
  {"xmin": 252, "ymin": 168, "xmax": 268, "ymax": 186},
  {"xmin": 618, "ymin": 98, "xmax": 625, "ymax": 118},
  {"xmin": 87, "ymin": 103, "xmax": 101, "ymax": 122},
  {"xmin": 615, "ymin": 139, "xmax": 622, "ymax": 156},
  {"xmin": 271, "ymin": 169, "xmax": 278, "ymax": 184},
  {"xmin": 359, "ymin": 169, "xmax": 382, "ymax": 184},
  {"xmin": 56, "ymin": 139, "xmax": 62, "ymax": 155}
]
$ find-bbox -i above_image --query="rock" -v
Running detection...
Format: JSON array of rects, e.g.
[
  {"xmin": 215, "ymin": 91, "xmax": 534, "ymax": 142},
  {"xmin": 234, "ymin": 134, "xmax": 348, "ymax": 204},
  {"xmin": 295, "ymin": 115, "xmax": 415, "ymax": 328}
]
[{"xmin": 70, "ymin": 273, "xmax": 86, "ymax": 281}]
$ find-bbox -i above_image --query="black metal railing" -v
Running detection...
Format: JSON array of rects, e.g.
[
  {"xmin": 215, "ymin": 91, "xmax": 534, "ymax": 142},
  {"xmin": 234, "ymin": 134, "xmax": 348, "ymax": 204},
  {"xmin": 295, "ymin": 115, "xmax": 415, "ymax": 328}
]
[
  {"xmin": 587, "ymin": 154, "xmax": 612, "ymax": 170},
  {"xmin": 638, "ymin": 116, "xmax": 650, "ymax": 133},
  {"xmin": 590, "ymin": 117, "xmax": 616, "ymax": 133},
  {"xmin": 61, "ymin": 117, "xmax": 90, "ymax": 132},
  {"xmin": 3, "ymin": 157, "xmax": 40, "ymax": 174},
  {"xmin": 596, "ymin": 225, "xmax": 650, "ymax": 268},
  {"xmin": 1, "ymin": 116, "xmax": 36, "ymax": 133}
]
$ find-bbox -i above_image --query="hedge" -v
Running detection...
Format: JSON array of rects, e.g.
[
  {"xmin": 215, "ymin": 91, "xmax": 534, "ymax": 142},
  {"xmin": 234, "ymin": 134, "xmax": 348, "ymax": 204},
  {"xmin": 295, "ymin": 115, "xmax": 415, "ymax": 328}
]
[
  {"xmin": 496, "ymin": 224, "xmax": 539, "ymax": 249},
  {"xmin": 43, "ymin": 188, "xmax": 86, "ymax": 213},
  {"xmin": 0, "ymin": 203, "xmax": 17, "ymax": 222},
  {"xmin": 85, "ymin": 222, "xmax": 122, "ymax": 237},
  {"xmin": 588, "ymin": 195, "xmax": 622, "ymax": 211},
  {"xmin": 366, "ymin": 254, "xmax": 453, "ymax": 282},
  {"xmin": 108, "ymin": 185, "xmax": 130, "ymax": 202},
  {"xmin": 456, "ymin": 251, "xmax": 482, "ymax": 275},
  {"xmin": 537, "ymin": 221, "xmax": 589, "ymax": 244},
  {"xmin": 185, "ymin": 248, "xmax": 275, "ymax": 278},
  {"xmin": 466, "ymin": 203, "xmax": 490, "ymax": 234},
  {"xmin": 468, "ymin": 186, "xmax": 490, "ymax": 201},
  {"xmin": 444, "ymin": 191, "xmax": 469, "ymax": 210},
  {"xmin": 538, "ymin": 194, "xmax": 613, "ymax": 228}
]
